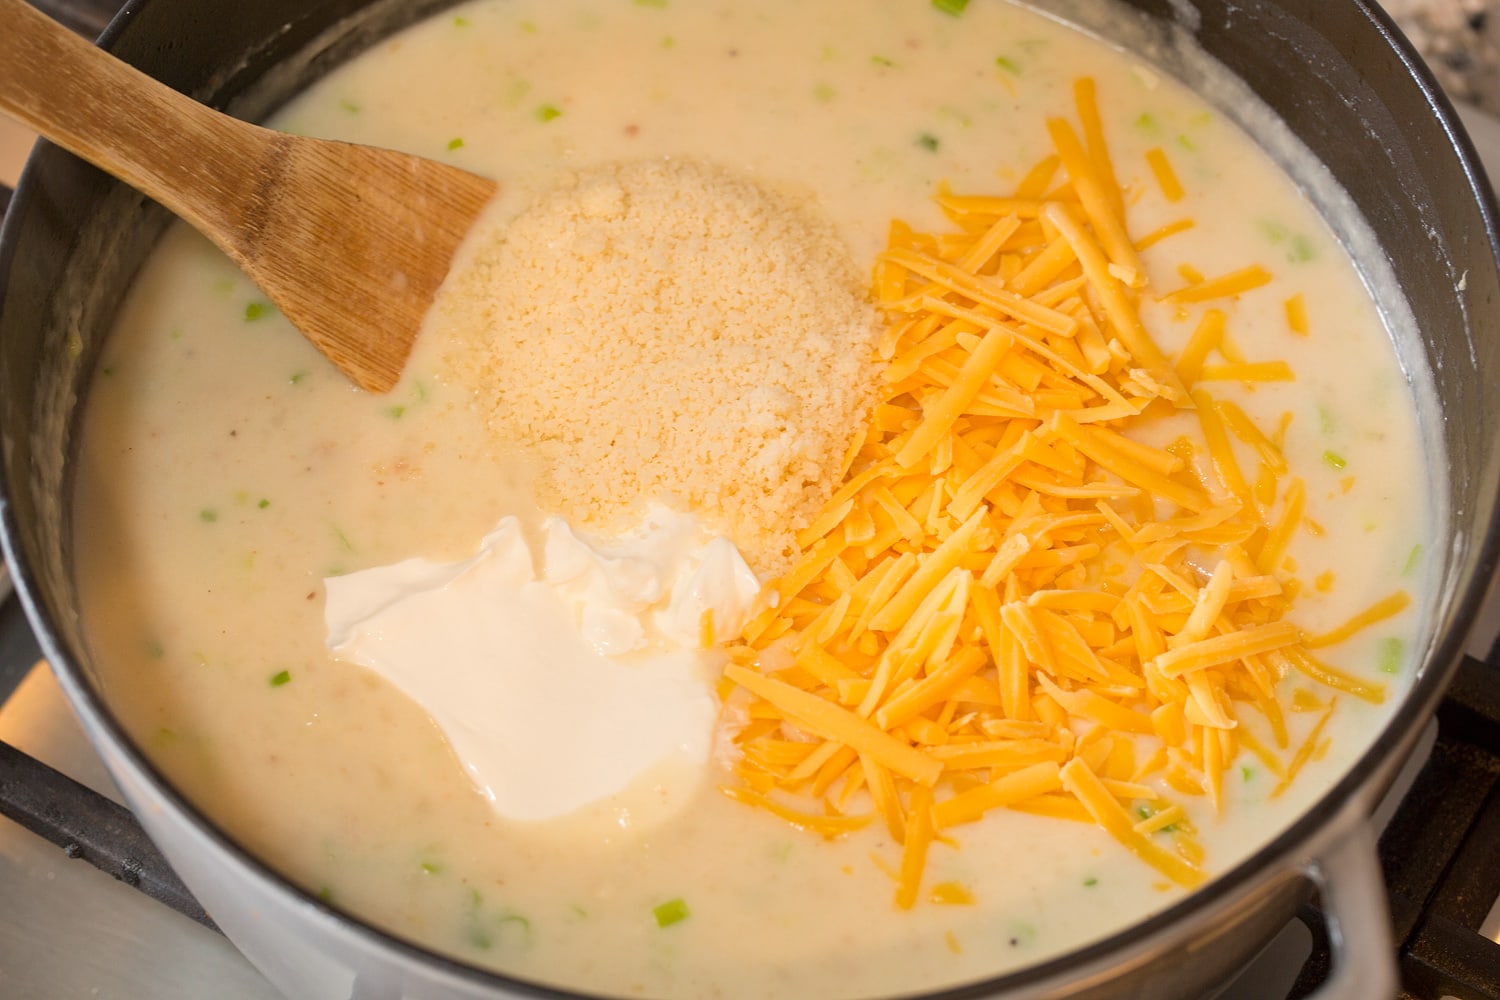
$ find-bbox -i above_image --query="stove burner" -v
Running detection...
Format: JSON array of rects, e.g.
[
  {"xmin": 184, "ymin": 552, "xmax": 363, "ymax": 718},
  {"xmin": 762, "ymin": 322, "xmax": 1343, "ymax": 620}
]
[{"xmin": 1276, "ymin": 652, "xmax": 1500, "ymax": 999}]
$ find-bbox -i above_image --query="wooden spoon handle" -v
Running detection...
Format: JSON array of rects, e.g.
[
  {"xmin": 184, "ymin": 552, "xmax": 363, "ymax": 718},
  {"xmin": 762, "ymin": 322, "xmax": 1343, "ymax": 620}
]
[
  {"xmin": 0, "ymin": 0, "xmax": 498, "ymax": 394},
  {"xmin": 0, "ymin": 0, "xmax": 272, "ymax": 251}
]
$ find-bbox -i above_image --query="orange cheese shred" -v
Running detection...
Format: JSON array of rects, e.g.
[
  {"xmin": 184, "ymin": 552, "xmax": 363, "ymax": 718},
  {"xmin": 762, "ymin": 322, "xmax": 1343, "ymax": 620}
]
[
  {"xmin": 1145, "ymin": 147, "xmax": 1185, "ymax": 202},
  {"xmin": 717, "ymin": 76, "xmax": 1410, "ymax": 910}
]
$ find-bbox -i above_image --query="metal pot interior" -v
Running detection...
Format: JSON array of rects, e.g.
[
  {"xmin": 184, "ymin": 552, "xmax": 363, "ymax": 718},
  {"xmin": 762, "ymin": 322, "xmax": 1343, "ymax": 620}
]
[{"xmin": 2, "ymin": 0, "xmax": 1498, "ymax": 996}]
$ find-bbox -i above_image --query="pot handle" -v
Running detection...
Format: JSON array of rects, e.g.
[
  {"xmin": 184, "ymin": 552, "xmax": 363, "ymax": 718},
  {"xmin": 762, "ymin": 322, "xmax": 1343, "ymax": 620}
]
[{"xmin": 1300, "ymin": 809, "xmax": 1397, "ymax": 1000}]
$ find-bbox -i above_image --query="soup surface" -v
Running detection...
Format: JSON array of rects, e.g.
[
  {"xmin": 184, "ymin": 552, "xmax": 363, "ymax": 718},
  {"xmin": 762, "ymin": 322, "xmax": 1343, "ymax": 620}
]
[{"xmin": 74, "ymin": 1, "xmax": 1435, "ymax": 997}]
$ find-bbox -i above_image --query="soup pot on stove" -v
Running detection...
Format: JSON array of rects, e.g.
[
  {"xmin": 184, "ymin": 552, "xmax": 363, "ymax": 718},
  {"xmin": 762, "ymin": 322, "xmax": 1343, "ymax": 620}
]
[{"xmin": 2, "ymin": 0, "xmax": 1499, "ymax": 997}]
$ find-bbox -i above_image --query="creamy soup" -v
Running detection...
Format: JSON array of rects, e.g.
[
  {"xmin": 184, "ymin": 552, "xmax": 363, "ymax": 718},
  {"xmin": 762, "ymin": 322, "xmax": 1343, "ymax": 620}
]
[{"xmin": 73, "ymin": 1, "xmax": 1434, "ymax": 997}]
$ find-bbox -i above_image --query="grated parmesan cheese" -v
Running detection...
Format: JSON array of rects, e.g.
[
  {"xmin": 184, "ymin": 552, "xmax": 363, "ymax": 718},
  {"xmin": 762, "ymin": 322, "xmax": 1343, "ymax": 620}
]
[{"xmin": 439, "ymin": 158, "xmax": 879, "ymax": 574}]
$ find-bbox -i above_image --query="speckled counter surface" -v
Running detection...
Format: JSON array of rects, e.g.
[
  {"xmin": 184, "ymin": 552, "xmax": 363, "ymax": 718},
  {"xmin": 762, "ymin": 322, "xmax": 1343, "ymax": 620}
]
[{"xmin": 1385, "ymin": 0, "xmax": 1500, "ymax": 112}]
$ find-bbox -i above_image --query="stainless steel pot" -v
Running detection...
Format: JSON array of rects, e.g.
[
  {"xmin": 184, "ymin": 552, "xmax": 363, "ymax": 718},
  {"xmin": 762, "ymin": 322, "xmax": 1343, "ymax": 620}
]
[{"xmin": 2, "ymin": 1, "xmax": 1498, "ymax": 997}]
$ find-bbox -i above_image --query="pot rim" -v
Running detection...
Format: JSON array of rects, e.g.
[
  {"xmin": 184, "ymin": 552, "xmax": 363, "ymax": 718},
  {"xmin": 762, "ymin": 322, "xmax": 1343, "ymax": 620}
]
[{"xmin": 3, "ymin": 0, "xmax": 1500, "ymax": 996}]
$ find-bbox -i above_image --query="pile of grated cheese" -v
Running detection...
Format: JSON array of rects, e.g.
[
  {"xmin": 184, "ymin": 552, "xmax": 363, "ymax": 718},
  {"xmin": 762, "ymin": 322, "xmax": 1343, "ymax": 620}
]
[
  {"xmin": 441, "ymin": 158, "xmax": 879, "ymax": 574},
  {"xmin": 718, "ymin": 79, "xmax": 1411, "ymax": 909}
]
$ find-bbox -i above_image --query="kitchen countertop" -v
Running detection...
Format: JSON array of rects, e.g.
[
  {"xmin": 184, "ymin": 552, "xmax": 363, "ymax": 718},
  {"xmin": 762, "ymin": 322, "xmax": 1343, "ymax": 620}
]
[{"xmin": 1385, "ymin": 0, "xmax": 1500, "ymax": 112}]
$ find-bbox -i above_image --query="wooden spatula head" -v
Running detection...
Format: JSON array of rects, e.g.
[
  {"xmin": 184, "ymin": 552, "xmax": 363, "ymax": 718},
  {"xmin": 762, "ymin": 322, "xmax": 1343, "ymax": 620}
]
[
  {"xmin": 228, "ymin": 136, "xmax": 498, "ymax": 393},
  {"xmin": 0, "ymin": 0, "xmax": 499, "ymax": 394}
]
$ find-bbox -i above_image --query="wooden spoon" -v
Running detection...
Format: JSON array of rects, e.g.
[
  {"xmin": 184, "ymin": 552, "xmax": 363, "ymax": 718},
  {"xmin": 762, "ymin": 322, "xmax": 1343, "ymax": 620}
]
[{"xmin": 0, "ymin": 0, "xmax": 498, "ymax": 393}]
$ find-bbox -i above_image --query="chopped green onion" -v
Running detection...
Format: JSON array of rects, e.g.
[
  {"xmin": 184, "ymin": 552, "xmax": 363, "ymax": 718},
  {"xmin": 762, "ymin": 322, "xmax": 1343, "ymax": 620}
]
[
  {"xmin": 338, "ymin": 99, "xmax": 360, "ymax": 114},
  {"xmin": 1403, "ymin": 544, "xmax": 1423, "ymax": 576},
  {"xmin": 244, "ymin": 301, "xmax": 273, "ymax": 322},
  {"xmin": 1083, "ymin": 876, "xmax": 1098, "ymax": 887},
  {"xmin": 813, "ymin": 83, "xmax": 837, "ymax": 102},
  {"xmin": 453, "ymin": 14, "xmax": 470, "ymax": 26},
  {"xmin": 916, "ymin": 132, "xmax": 940, "ymax": 152},
  {"xmin": 257, "ymin": 498, "xmax": 270, "ymax": 509},
  {"xmin": 385, "ymin": 404, "xmax": 407, "ymax": 419},
  {"xmin": 535, "ymin": 103, "xmax": 563, "ymax": 122},
  {"xmin": 1136, "ymin": 803, "xmax": 1175, "ymax": 832},
  {"xmin": 1241, "ymin": 765, "xmax": 1254, "ymax": 782},
  {"xmin": 1007, "ymin": 923, "xmax": 1038, "ymax": 947},
  {"xmin": 1260, "ymin": 220, "xmax": 1289, "ymax": 244},
  {"xmin": 938, "ymin": 105, "xmax": 972, "ymax": 128},
  {"xmin": 1263, "ymin": 220, "xmax": 1315, "ymax": 261},
  {"xmin": 871, "ymin": 55, "xmax": 897, "ymax": 68},
  {"xmin": 653, "ymin": 898, "xmax": 690, "ymax": 927},
  {"xmin": 932, "ymin": 0, "xmax": 969, "ymax": 15},
  {"xmin": 269, "ymin": 669, "xmax": 292, "ymax": 687},
  {"xmin": 995, "ymin": 55, "xmax": 1020, "ymax": 74},
  {"xmin": 199, "ymin": 508, "xmax": 218, "ymax": 523},
  {"xmin": 420, "ymin": 861, "xmax": 443, "ymax": 875},
  {"xmin": 1377, "ymin": 637, "xmax": 1405, "ymax": 675},
  {"xmin": 1322, "ymin": 450, "xmax": 1347, "ymax": 471},
  {"xmin": 502, "ymin": 79, "xmax": 532, "ymax": 107},
  {"xmin": 447, "ymin": 137, "xmax": 465, "ymax": 151},
  {"xmin": 289, "ymin": 371, "xmax": 307, "ymax": 385}
]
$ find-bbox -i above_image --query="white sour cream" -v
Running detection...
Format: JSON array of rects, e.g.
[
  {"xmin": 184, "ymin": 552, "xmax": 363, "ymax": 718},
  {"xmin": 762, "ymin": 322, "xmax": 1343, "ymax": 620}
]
[{"xmin": 323, "ymin": 507, "xmax": 760, "ymax": 824}]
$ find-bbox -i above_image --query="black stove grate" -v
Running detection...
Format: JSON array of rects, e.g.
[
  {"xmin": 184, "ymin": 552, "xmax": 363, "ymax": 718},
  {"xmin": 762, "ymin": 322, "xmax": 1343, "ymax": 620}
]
[
  {"xmin": 1288, "ymin": 651, "xmax": 1500, "ymax": 1000},
  {"xmin": 1386, "ymin": 651, "xmax": 1500, "ymax": 1000}
]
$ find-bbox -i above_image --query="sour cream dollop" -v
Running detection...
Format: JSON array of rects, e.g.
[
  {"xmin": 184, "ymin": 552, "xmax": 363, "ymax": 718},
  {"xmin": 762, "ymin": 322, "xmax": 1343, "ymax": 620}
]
[{"xmin": 324, "ymin": 507, "xmax": 761, "ymax": 824}]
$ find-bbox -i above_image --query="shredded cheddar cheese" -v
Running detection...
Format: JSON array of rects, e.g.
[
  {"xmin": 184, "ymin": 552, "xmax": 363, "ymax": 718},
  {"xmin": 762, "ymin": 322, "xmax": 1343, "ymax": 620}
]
[
  {"xmin": 1285, "ymin": 292, "xmax": 1310, "ymax": 336},
  {"xmin": 719, "ymin": 78, "xmax": 1409, "ymax": 910},
  {"xmin": 1145, "ymin": 147, "xmax": 1185, "ymax": 203}
]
